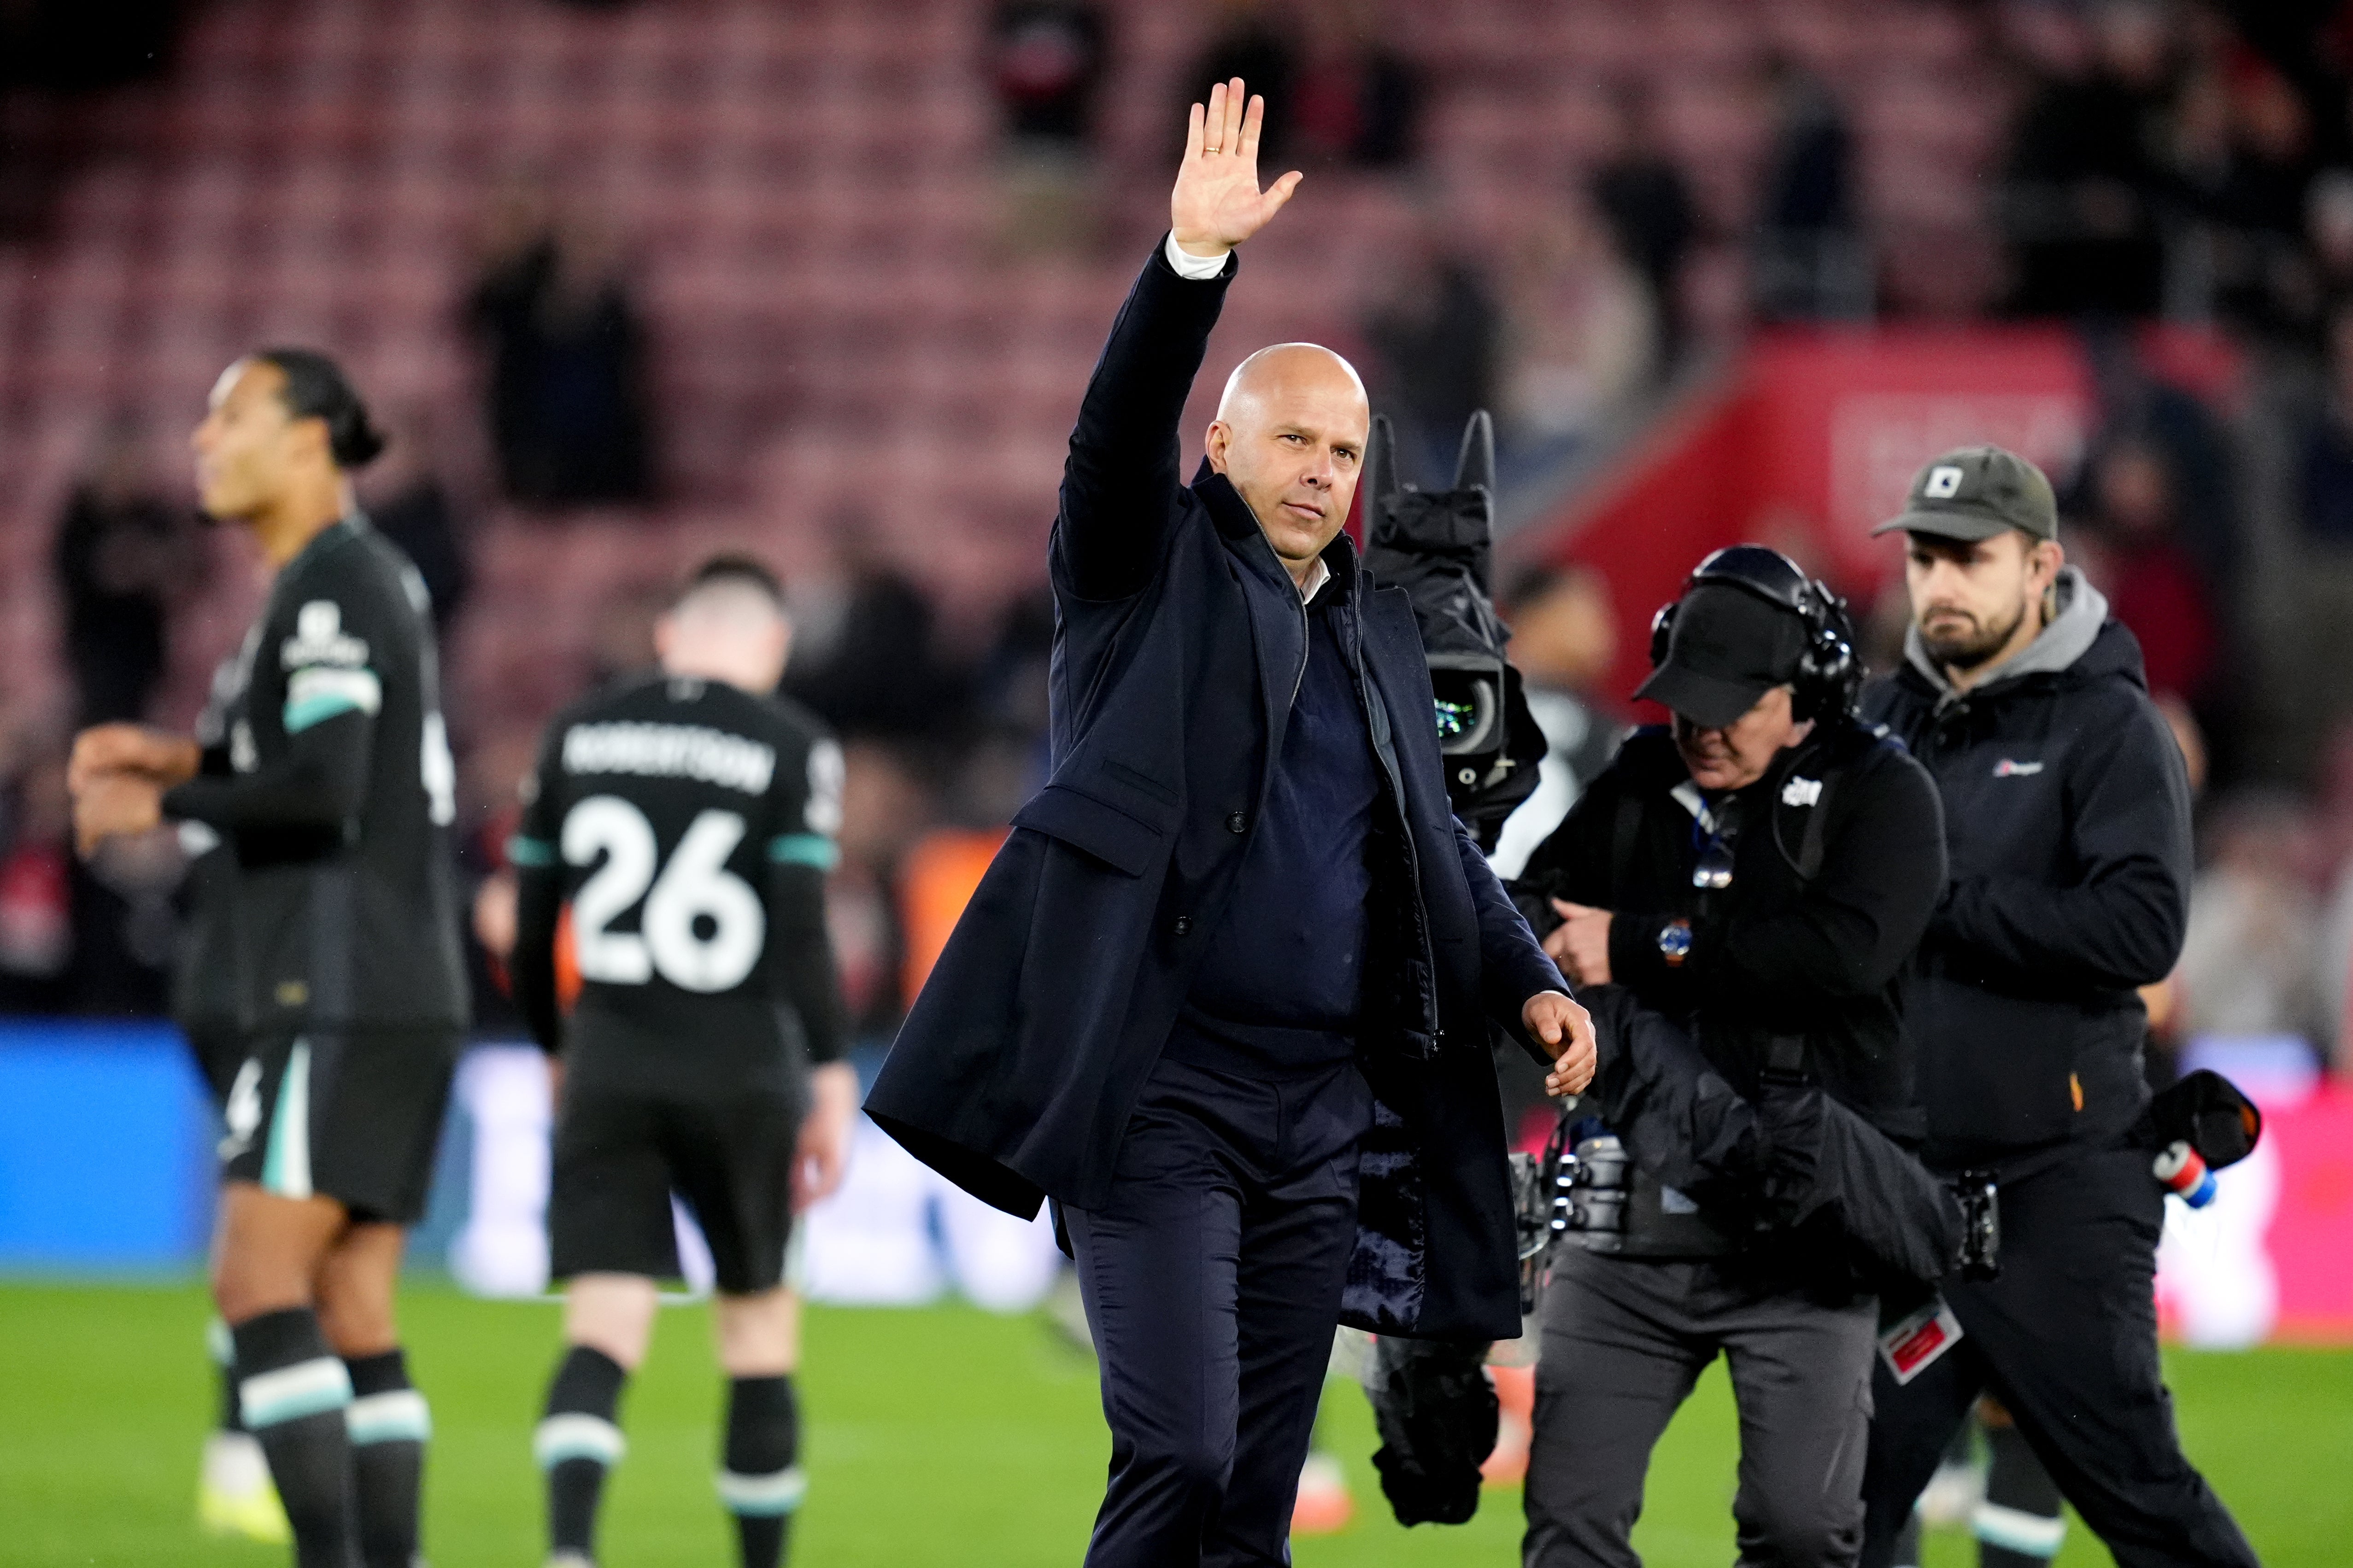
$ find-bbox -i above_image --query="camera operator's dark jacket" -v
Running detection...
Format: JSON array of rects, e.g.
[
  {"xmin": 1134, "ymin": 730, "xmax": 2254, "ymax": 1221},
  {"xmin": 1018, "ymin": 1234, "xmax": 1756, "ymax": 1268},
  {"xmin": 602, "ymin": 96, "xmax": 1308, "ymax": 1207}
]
[
  {"xmin": 1517, "ymin": 720, "xmax": 1946, "ymax": 1144},
  {"xmin": 867, "ymin": 241, "xmax": 1565, "ymax": 1341},
  {"xmin": 1862, "ymin": 570, "xmax": 2192, "ymax": 1174}
]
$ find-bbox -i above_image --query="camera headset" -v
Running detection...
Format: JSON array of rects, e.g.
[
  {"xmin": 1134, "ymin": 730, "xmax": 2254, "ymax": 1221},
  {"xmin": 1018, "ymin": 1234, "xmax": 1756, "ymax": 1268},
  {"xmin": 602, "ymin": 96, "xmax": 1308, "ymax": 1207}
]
[{"xmin": 1646, "ymin": 545, "xmax": 1861, "ymax": 724}]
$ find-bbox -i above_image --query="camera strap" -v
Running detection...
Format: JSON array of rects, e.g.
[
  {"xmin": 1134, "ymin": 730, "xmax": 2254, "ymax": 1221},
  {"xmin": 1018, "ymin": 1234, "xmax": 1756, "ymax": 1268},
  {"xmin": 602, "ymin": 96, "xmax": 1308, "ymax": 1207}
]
[
  {"xmin": 1794, "ymin": 769, "xmax": 1836, "ymax": 881},
  {"xmin": 1770, "ymin": 736, "xmax": 1843, "ymax": 882}
]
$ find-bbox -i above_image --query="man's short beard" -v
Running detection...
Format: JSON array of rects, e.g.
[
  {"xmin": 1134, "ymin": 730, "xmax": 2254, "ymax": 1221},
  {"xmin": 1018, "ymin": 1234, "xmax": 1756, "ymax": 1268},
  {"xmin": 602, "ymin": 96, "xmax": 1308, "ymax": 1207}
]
[{"xmin": 1921, "ymin": 597, "xmax": 2027, "ymax": 671}]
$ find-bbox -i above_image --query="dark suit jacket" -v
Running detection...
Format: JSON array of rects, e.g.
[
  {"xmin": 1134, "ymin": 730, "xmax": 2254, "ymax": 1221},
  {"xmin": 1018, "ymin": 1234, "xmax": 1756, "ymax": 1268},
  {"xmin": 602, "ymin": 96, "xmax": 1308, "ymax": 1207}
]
[{"xmin": 866, "ymin": 240, "xmax": 1565, "ymax": 1339}]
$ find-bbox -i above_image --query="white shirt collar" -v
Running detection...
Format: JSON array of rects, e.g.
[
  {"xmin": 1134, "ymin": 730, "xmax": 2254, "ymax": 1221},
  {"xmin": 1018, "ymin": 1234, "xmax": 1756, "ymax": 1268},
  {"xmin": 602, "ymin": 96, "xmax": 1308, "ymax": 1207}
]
[{"xmin": 1297, "ymin": 556, "xmax": 1331, "ymax": 603}]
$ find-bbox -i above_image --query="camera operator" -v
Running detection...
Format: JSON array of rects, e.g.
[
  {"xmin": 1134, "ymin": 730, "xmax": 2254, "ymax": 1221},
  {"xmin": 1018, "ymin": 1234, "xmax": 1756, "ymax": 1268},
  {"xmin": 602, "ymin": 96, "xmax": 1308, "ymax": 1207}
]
[
  {"xmin": 1515, "ymin": 546, "xmax": 1946, "ymax": 1568},
  {"xmin": 1856, "ymin": 448, "xmax": 2258, "ymax": 1568}
]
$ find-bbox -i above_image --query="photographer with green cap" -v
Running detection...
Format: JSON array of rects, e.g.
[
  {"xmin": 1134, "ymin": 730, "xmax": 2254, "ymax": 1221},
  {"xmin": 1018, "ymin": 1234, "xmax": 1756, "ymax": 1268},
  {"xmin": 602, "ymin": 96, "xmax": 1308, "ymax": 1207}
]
[{"xmin": 1857, "ymin": 446, "xmax": 2258, "ymax": 1568}]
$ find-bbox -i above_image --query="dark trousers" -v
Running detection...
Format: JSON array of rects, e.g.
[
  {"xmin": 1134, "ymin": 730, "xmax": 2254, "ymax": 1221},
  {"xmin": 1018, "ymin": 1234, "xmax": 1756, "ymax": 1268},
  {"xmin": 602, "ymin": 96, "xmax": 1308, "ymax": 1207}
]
[
  {"xmin": 1859, "ymin": 1146, "xmax": 2259, "ymax": 1568},
  {"xmin": 1524, "ymin": 1246, "xmax": 1879, "ymax": 1568},
  {"xmin": 1062, "ymin": 1050, "xmax": 1372, "ymax": 1568}
]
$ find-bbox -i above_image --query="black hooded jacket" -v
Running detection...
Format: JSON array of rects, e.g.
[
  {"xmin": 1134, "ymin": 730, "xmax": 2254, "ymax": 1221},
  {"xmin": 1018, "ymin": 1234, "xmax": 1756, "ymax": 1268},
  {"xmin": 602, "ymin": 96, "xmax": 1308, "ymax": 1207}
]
[
  {"xmin": 1516, "ymin": 716, "xmax": 1946, "ymax": 1143},
  {"xmin": 1861, "ymin": 570, "xmax": 2193, "ymax": 1174}
]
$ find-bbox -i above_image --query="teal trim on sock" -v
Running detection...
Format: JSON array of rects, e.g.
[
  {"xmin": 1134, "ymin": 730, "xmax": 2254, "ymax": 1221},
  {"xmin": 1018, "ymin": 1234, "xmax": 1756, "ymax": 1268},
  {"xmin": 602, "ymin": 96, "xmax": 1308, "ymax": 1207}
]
[
  {"xmin": 535, "ymin": 1414, "xmax": 626, "ymax": 1469},
  {"xmin": 716, "ymin": 1465, "xmax": 807, "ymax": 1517},
  {"xmin": 346, "ymin": 1389, "xmax": 432, "ymax": 1445},
  {"xmin": 1972, "ymin": 1501, "xmax": 2067, "ymax": 1559},
  {"xmin": 241, "ymin": 1357, "xmax": 352, "ymax": 1428}
]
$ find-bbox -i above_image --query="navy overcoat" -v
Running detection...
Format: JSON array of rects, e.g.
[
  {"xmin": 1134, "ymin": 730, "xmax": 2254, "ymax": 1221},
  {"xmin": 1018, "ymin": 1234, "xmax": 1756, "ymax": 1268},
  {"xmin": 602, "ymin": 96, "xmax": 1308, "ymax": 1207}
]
[{"xmin": 866, "ymin": 241, "xmax": 1567, "ymax": 1340}]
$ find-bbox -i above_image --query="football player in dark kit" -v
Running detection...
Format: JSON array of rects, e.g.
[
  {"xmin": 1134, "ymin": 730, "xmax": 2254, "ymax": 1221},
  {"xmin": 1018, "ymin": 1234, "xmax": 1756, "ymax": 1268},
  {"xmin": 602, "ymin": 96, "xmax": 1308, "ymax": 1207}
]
[
  {"xmin": 1857, "ymin": 448, "xmax": 2259, "ymax": 1568},
  {"xmin": 70, "ymin": 349, "xmax": 469, "ymax": 1568},
  {"xmin": 505, "ymin": 556, "xmax": 857, "ymax": 1568},
  {"xmin": 1512, "ymin": 546, "xmax": 1948, "ymax": 1568}
]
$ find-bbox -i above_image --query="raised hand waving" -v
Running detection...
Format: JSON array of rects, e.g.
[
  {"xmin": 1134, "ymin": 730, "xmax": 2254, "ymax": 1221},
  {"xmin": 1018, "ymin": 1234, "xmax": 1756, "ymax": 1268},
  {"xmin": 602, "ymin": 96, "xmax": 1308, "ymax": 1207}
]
[{"xmin": 1171, "ymin": 78, "xmax": 1303, "ymax": 258}]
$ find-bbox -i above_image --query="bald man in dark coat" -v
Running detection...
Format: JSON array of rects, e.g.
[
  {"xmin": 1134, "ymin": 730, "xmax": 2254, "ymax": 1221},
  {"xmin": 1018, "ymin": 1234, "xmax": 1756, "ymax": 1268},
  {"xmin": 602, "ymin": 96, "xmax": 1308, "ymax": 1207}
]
[{"xmin": 868, "ymin": 82, "xmax": 1593, "ymax": 1567}]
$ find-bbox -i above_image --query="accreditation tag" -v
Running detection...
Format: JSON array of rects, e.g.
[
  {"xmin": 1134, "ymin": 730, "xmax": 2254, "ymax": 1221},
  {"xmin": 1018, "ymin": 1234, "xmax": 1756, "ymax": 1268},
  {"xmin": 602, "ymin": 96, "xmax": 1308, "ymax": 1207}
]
[{"xmin": 1877, "ymin": 1294, "xmax": 1964, "ymax": 1385}]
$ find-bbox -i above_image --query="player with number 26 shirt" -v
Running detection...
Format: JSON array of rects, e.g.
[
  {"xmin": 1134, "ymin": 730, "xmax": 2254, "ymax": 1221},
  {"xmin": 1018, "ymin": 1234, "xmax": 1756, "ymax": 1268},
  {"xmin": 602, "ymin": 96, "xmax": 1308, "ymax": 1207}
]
[
  {"xmin": 505, "ymin": 556, "xmax": 852, "ymax": 1568},
  {"xmin": 506, "ymin": 628, "xmax": 851, "ymax": 1292}
]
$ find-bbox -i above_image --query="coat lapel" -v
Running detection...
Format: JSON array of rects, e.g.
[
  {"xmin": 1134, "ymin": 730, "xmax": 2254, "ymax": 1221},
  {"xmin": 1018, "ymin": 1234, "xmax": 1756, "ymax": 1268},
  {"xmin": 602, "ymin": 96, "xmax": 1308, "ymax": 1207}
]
[
  {"xmin": 1356, "ymin": 584, "xmax": 1430, "ymax": 772},
  {"xmin": 1193, "ymin": 466, "xmax": 1305, "ymax": 771}
]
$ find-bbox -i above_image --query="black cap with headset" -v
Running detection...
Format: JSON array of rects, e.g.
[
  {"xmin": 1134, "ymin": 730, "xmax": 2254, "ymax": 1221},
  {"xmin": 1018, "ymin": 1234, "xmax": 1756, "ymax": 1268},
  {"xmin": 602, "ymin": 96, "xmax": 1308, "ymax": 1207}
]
[{"xmin": 1638, "ymin": 545, "xmax": 1860, "ymax": 728}]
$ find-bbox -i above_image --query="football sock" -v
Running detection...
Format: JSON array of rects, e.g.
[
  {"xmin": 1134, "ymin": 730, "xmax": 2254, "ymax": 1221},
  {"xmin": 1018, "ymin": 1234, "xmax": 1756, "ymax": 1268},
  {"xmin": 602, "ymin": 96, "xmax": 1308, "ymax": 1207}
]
[
  {"xmin": 209, "ymin": 1316, "xmax": 243, "ymax": 1432},
  {"xmin": 233, "ymin": 1307, "xmax": 360, "ymax": 1568},
  {"xmin": 1973, "ymin": 1421, "xmax": 2065, "ymax": 1566},
  {"xmin": 344, "ymin": 1348, "xmax": 428, "ymax": 1568},
  {"xmin": 718, "ymin": 1375, "xmax": 803, "ymax": 1568},
  {"xmin": 537, "ymin": 1345, "xmax": 629, "ymax": 1562}
]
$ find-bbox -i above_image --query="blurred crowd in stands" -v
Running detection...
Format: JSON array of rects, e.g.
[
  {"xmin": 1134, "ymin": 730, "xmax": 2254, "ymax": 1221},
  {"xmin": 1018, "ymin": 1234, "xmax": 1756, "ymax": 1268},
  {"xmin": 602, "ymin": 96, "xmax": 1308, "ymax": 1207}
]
[{"xmin": 4, "ymin": 0, "xmax": 2353, "ymax": 1088}]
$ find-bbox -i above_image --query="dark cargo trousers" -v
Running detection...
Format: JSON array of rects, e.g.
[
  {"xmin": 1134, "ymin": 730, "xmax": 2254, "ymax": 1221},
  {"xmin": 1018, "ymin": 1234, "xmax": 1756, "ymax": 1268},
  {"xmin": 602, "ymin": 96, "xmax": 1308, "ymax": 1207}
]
[
  {"xmin": 1859, "ymin": 1146, "xmax": 2259, "ymax": 1568},
  {"xmin": 1523, "ymin": 1245, "xmax": 1880, "ymax": 1568}
]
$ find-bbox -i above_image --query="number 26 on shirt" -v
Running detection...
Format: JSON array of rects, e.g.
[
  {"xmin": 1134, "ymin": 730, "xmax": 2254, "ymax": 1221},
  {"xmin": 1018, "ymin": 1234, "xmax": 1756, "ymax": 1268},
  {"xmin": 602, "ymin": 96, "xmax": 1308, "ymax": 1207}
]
[{"xmin": 562, "ymin": 796, "xmax": 764, "ymax": 993}]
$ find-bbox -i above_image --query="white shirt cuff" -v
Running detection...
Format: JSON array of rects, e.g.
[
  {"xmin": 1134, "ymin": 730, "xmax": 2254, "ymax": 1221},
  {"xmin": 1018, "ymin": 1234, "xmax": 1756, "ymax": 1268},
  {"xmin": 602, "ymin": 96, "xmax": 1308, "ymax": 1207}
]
[{"xmin": 1164, "ymin": 232, "xmax": 1230, "ymax": 280}]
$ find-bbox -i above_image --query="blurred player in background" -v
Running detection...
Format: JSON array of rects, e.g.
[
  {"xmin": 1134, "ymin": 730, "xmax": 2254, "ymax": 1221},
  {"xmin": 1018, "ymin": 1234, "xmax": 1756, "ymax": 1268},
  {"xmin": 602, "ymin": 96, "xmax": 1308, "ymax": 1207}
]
[
  {"xmin": 506, "ymin": 556, "xmax": 857, "ymax": 1568},
  {"xmin": 70, "ymin": 348, "xmax": 469, "ymax": 1568}
]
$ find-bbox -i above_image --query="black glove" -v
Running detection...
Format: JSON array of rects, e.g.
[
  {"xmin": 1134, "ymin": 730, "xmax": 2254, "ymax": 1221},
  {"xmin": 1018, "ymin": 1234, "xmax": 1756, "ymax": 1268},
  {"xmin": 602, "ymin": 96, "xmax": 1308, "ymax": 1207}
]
[
  {"xmin": 1364, "ymin": 1336, "xmax": 1497, "ymax": 1527},
  {"xmin": 2130, "ymin": 1068, "xmax": 2262, "ymax": 1170}
]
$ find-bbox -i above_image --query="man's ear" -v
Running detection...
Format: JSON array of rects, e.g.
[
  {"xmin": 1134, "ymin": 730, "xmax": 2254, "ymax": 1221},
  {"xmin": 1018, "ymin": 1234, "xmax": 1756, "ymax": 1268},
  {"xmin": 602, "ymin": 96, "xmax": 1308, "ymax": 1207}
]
[
  {"xmin": 2030, "ymin": 538, "xmax": 2065, "ymax": 588},
  {"xmin": 1204, "ymin": 419, "xmax": 1232, "ymax": 474},
  {"xmin": 651, "ymin": 614, "xmax": 675, "ymax": 662},
  {"xmin": 288, "ymin": 413, "xmax": 334, "ymax": 472}
]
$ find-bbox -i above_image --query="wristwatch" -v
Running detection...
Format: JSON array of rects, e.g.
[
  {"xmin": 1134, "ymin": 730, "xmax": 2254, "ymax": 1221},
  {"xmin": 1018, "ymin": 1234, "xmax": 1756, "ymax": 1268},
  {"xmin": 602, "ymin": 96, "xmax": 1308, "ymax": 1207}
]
[{"xmin": 1657, "ymin": 918, "xmax": 1693, "ymax": 967}]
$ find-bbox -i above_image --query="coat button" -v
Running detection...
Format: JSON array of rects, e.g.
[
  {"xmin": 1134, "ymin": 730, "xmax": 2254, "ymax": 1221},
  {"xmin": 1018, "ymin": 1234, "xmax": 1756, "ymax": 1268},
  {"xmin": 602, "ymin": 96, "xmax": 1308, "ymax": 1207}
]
[
  {"xmin": 1225, "ymin": 811, "xmax": 1248, "ymax": 834},
  {"xmin": 1173, "ymin": 915, "xmax": 1193, "ymax": 936}
]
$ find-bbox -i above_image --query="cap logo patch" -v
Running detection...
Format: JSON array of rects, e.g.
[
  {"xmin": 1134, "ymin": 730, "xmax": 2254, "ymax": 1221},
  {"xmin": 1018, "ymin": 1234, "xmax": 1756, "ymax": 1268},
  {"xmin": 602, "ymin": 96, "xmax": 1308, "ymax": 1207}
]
[
  {"xmin": 1923, "ymin": 465, "xmax": 1965, "ymax": 499},
  {"xmin": 1993, "ymin": 759, "xmax": 2044, "ymax": 778}
]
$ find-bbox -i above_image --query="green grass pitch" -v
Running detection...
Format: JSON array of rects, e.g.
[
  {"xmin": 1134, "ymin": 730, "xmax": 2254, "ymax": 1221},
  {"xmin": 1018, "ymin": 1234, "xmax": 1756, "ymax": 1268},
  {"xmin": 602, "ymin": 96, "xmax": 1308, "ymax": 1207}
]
[{"xmin": 0, "ymin": 1281, "xmax": 2345, "ymax": 1566}]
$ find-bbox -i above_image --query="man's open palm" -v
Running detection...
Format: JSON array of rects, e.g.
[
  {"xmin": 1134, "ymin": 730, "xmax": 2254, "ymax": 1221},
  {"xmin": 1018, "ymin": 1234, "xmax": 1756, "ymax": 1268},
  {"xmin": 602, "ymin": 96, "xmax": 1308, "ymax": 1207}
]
[{"xmin": 1172, "ymin": 78, "xmax": 1302, "ymax": 257}]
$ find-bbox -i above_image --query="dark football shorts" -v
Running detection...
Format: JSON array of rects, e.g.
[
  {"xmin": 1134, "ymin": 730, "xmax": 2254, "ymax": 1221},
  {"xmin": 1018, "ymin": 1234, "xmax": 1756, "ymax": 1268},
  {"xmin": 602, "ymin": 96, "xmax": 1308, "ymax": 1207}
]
[
  {"xmin": 549, "ymin": 1082, "xmax": 807, "ymax": 1296},
  {"xmin": 217, "ymin": 1027, "xmax": 461, "ymax": 1224}
]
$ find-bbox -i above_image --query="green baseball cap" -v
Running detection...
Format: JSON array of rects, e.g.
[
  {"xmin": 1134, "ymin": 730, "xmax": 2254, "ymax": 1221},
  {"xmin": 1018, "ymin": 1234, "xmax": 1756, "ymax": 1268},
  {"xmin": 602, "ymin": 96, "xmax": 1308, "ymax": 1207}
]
[{"xmin": 1872, "ymin": 445, "xmax": 2059, "ymax": 543}]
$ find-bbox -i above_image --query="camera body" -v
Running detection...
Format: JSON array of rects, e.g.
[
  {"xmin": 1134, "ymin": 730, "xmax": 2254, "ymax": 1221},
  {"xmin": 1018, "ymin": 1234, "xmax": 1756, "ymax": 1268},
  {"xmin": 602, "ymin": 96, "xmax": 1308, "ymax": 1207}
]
[
  {"xmin": 1563, "ymin": 1135, "xmax": 1631, "ymax": 1248},
  {"xmin": 1512, "ymin": 1130, "xmax": 1633, "ymax": 1314},
  {"xmin": 1952, "ymin": 1169, "xmax": 2001, "ymax": 1281}
]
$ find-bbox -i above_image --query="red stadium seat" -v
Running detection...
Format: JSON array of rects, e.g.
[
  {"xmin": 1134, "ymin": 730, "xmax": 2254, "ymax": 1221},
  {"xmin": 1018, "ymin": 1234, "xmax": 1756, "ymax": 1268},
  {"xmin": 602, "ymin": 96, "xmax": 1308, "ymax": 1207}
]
[{"xmin": 0, "ymin": 0, "xmax": 2025, "ymax": 743}]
